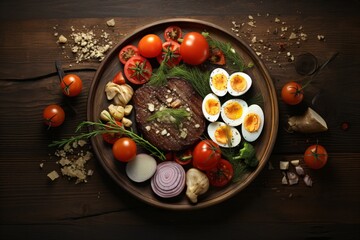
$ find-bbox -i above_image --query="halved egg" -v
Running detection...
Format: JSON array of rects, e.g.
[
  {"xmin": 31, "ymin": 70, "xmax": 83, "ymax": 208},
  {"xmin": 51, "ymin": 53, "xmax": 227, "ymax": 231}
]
[
  {"xmin": 220, "ymin": 99, "xmax": 248, "ymax": 126},
  {"xmin": 241, "ymin": 104, "xmax": 264, "ymax": 142},
  {"xmin": 227, "ymin": 72, "xmax": 252, "ymax": 96},
  {"xmin": 209, "ymin": 68, "xmax": 229, "ymax": 97},
  {"xmin": 207, "ymin": 122, "xmax": 241, "ymax": 148},
  {"xmin": 202, "ymin": 93, "xmax": 221, "ymax": 122}
]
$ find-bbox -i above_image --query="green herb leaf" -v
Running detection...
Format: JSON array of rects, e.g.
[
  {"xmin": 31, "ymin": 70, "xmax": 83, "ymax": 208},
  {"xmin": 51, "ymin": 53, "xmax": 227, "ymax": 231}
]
[
  {"xmin": 147, "ymin": 107, "xmax": 190, "ymax": 127},
  {"xmin": 167, "ymin": 64, "xmax": 211, "ymax": 98}
]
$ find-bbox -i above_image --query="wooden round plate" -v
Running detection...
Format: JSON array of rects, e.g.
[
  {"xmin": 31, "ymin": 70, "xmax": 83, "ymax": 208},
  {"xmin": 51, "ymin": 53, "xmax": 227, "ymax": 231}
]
[{"xmin": 87, "ymin": 18, "xmax": 278, "ymax": 210}]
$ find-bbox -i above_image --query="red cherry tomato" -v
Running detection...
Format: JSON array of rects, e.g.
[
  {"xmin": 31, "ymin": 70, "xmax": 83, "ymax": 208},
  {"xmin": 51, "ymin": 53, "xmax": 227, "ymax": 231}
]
[
  {"xmin": 124, "ymin": 55, "xmax": 153, "ymax": 84},
  {"xmin": 206, "ymin": 159, "xmax": 234, "ymax": 187},
  {"xmin": 138, "ymin": 34, "xmax": 163, "ymax": 58},
  {"xmin": 304, "ymin": 144, "xmax": 328, "ymax": 169},
  {"xmin": 174, "ymin": 149, "xmax": 193, "ymax": 166},
  {"xmin": 209, "ymin": 47, "xmax": 226, "ymax": 65},
  {"xmin": 281, "ymin": 81, "xmax": 304, "ymax": 105},
  {"xmin": 180, "ymin": 32, "xmax": 209, "ymax": 65},
  {"xmin": 112, "ymin": 71, "xmax": 126, "ymax": 85},
  {"xmin": 118, "ymin": 45, "xmax": 139, "ymax": 65},
  {"xmin": 43, "ymin": 104, "xmax": 65, "ymax": 127},
  {"xmin": 60, "ymin": 74, "xmax": 83, "ymax": 97},
  {"xmin": 164, "ymin": 26, "xmax": 182, "ymax": 42},
  {"xmin": 156, "ymin": 41, "xmax": 182, "ymax": 67},
  {"xmin": 192, "ymin": 140, "xmax": 221, "ymax": 171},
  {"xmin": 112, "ymin": 137, "xmax": 137, "ymax": 162},
  {"xmin": 102, "ymin": 121, "xmax": 123, "ymax": 144}
]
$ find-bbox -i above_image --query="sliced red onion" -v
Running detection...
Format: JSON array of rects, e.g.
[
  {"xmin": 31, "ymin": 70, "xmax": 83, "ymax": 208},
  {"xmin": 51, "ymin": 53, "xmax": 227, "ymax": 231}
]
[{"xmin": 151, "ymin": 161, "xmax": 185, "ymax": 198}]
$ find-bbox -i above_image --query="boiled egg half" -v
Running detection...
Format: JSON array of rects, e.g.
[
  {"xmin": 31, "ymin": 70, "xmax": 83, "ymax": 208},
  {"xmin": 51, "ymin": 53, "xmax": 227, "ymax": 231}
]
[
  {"xmin": 209, "ymin": 68, "xmax": 229, "ymax": 97},
  {"xmin": 228, "ymin": 72, "xmax": 252, "ymax": 96},
  {"xmin": 221, "ymin": 99, "xmax": 248, "ymax": 126},
  {"xmin": 241, "ymin": 104, "xmax": 264, "ymax": 142},
  {"xmin": 207, "ymin": 122, "xmax": 241, "ymax": 148},
  {"xmin": 202, "ymin": 93, "xmax": 221, "ymax": 122}
]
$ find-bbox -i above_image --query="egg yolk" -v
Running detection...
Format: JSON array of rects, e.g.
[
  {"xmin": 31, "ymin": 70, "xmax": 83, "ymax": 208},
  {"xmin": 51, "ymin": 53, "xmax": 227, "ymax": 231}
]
[
  {"xmin": 230, "ymin": 75, "xmax": 247, "ymax": 92},
  {"xmin": 212, "ymin": 73, "xmax": 227, "ymax": 90},
  {"xmin": 244, "ymin": 113, "xmax": 261, "ymax": 132},
  {"xmin": 205, "ymin": 99, "xmax": 220, "ymax": 115},
  {"xmin": 224, "ymin": 102, "xmax": 243, "ymax": 120},
  {"xmin": 214, "ymin": 125, "xmax": 233, "ymax": 145}
]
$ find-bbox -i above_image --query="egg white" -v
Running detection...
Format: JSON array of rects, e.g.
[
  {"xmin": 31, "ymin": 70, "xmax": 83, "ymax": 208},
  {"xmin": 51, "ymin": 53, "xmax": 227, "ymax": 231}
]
[
  {"xmin": 220, "ymin": 99, "xmax": 248, "ymax": 127},
  {"xmin": 227, "ymin": 72, "xmax": 252, "ymax": 96},
  {"xmin": 209, "ymin": 68, "xmax": 229, "ymax": 97},
  {"xmin": 207, "ymin": 122, "xmax": 241, "ymax": 148},
  {"xmin": 241, "ymin": 104, "xmax": 264, "ymax": 142},
  {"xmin": 202, "ymin": 93, "xmax": 221, "ymax": 122}
]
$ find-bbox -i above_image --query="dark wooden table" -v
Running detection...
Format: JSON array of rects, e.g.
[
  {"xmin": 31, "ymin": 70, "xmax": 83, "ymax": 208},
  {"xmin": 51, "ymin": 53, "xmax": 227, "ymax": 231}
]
[{"xmin": 1, "ymin": 1, "xmax": 359, "ymax": 239}]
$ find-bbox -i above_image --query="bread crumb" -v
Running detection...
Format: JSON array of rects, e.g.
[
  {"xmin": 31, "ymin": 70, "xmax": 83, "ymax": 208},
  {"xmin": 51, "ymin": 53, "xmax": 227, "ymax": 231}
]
[
  {"xmin": 47, "ymin": 170, "xmax": 59, "ymax": 181},
  {"xmin": 58, "ymin": 35, "xmax": 67, "ymax": 43},
  {"xmin": 106, "ymin": 19, "xmax": 116, "ymax": 27}
]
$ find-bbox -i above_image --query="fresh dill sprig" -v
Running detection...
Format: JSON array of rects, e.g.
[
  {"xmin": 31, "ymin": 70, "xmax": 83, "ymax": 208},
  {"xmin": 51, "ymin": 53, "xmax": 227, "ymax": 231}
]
[
  {"xmin": 203, "ymin": 32, "xmax": 252, "ymax": 72},
  {"xmin": 148, "ymin": 62, "xmax": 168, "ymax": 86},
  {"xmin": 49, "ymin": 118, "xmax": 166, "ymax": 161},
  {"xmin": 147, "ymin": 107, "xmax": 190, "ymax": 127},
  {"xmin": 167, "ymin": 64, "xmax": 211, "ymax": 98}
]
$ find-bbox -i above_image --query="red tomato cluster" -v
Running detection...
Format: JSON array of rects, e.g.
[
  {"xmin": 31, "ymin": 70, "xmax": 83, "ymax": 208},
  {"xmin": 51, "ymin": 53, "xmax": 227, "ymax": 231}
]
[
  {"xmin": 117, "ymin": 26, "xmax": 217, "ymax": 85},
  {"xmin": 165, "ymin": 140, "xmax": 234, "ymax": 187}
]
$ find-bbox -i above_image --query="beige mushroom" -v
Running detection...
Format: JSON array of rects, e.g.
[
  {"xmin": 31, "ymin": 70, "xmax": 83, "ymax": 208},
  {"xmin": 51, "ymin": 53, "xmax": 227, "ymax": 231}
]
[{"xmin": 185, "ymin": 168, "xmax": 209, "ymax": 203}]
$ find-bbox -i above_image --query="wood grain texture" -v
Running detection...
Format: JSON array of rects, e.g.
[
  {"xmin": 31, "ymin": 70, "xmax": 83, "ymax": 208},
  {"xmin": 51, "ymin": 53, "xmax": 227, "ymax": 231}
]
[{"xmin": 0, "ymin": 0, "xmax": 360, "ymax": 239}]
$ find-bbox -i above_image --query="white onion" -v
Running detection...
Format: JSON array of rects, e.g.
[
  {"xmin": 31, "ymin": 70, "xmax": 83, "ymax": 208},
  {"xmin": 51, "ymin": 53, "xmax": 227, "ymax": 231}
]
[
  {"xmin": 126, "ymin": 154, "xmax": 157, "ymax": 183},
  {"xmin": 151, "ymin": 161, "xmax": 185, "ymax": 198}
]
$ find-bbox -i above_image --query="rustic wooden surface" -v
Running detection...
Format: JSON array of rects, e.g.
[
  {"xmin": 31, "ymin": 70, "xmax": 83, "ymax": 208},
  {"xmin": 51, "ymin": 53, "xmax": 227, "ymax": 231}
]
[{"xmin": 0, "ymin": 0, "xmax": 359, "ymax": 239}]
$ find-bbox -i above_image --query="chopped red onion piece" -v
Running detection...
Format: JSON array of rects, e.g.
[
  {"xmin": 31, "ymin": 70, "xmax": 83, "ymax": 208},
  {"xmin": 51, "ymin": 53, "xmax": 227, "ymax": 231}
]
[
  {"xmin": 287, "ymin": 171, "xmax": 299, "ymax": 185},
  {"xmin": 295, "ymin": 165, "xmax": 305, "ymax": 176}
]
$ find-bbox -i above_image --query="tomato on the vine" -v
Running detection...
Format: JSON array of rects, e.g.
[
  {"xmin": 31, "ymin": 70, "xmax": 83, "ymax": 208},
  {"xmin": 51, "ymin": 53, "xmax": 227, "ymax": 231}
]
[
  {"xmin": 180, "ymin": 32, "xmax": 209, "ymax": 65},
  {"xmin": 281, "ymin": 81, "xmax": 304, "ymax": 105},
  {"xmin": 164, "ymin": 26, "xmax": 182, "ymax": 42},
  {"xmin": 60, "ymin": 74, "xmax": 83, "ymax": 97},
  {"xmin": 43, "ymin": 104, "xmax": 65, "ymax": 127},
  {"xmin": 124, "ymin": 55, "xmax": 153, "ymax": 84},
  {"xmin": 192, "ymin": 140, "xmax": 221, "ymax": 171},
  {"xmin": 112, "ymin": 71, "xmax": 126, "ymax": 85},
  {"xmin": 138, "ymin": 34, "xmax": 163, "ymax": 58},
  {"xmin": 118, "ymin": 45, "xmax": 139, "ymax": 65},
  {"xmin": 304, "ymin": 144, "xmax": 328, "ymax": 169},
  {"xmin": 156, "ymin": 41, "xmax": 182, "ymax": 67},
  {"xmin": 102, "ymin": 121, "xmax": 123, "ymax": 144},
  {"xmin": 174, "ymin": 149, "xmax": 193, "ymax": 166},
  {"xmin": 206, "ymin": 159, "xmax": 234, "ymax": 187},
  {"xmin": 112, "ymin": 137, "xmax": 137, "ymax": 162}
]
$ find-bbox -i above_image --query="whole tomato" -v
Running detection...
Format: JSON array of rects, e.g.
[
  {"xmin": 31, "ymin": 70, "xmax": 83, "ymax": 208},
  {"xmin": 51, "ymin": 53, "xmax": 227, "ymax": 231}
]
[
  {"xmin": 304, "ymin": 144, "xmax": 328, "ymax": 169},
  {"xmin": 138, "ymin": 34, "xmax": 163, "ymax": 58},
  {"xmin": 112, "ymin": 137, "xmax": 137, "ymax": 162},
  {"xmin": 43, "ymin": 104, "xmax": 65, "ymax": 127},
  {"xmin": 180, "ymin": 32, "xmax": 209, "ymax": 65},
  {"xmin": 60, "ymin": 74, "xmax": 83, "ymax": 97},
  {"xmin": 192, "ymin": 140, "xmax": 221, "ymax": 171},
  {"xmin": 156, "ymin": 41, "xmax": 182, "ymax": 67},
  {"xmin": 206, "ymin": 159, "xmax": 234, "ymax": 187},
  {"xmin": 281, "ymin": 81, "xmax": 304, "ymax": 105}
]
